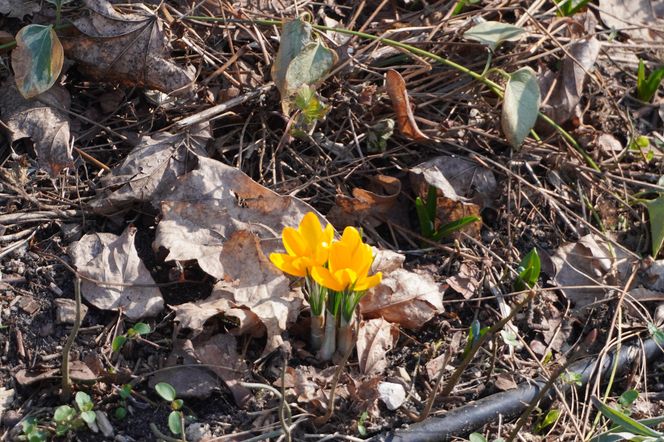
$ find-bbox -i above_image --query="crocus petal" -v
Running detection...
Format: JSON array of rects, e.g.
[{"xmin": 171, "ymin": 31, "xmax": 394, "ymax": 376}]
[
  {"xmin": 298, "ymin": 212, "xmax": 323, "ymax": 249},
  {"xmin": 355, "ymin": 272, "xmax": 382, "ymax": 291},
  {"xmin": 322, "ymin": 223, "xmax": 334, "ymax": 246},
  {"xmin": 340, "ymin": 226, "xmax": 362, "ymax": 252},
  {"xmin": 311, "ymin": 266, "xmax": 345, "ymax": 292},
  {"xmin": 336, "ymin": 268, "xmax": 358, "ymax": 290},
  {"xmin": 328, "ymin": 242, "xmax": 353, "ymax": 273},
  {"xmin": 269, "ymin": 253, "xmax": 306, "ymax": 277},
  {"xmin": 282, "ymin": 227, "xmax": 309, "ymax": 257}
]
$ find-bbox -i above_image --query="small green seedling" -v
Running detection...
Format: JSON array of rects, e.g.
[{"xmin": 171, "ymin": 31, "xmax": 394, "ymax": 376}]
[
  {"xmin": 451, "ymin": 0, "xmax": 480, "ymax": 16},
  {"xmin": 514, "ymin": 248, "xmax": 540, "ymax": 291},
  {"xmin": 637, "ymin": 59, "xmax": 664, "ymax": 102},
  {"xmin": 20, "ymin": 417, "xmax": 49, "ymax": 442},
  {"xmin": 618, "ymin": 389, "xmax": 639, "ymax": 415},
  {"xmin": 114, "ymin": 384, "xmax": 133, "ymax": 420},
  {"xmin": 649, "ymin": 322, "xmax": 664, "ymax": 344},
  {"xmin": 468, "ymin": 433, "xmax": 505, "ymax": 442},
  {"xmin": 629, "ymin": 135, "xmax": 654, "ymax": 162},
  {"xmin": 357, "ymin": 411, "xmax": 369, "ymax": 437},
  {"xmin": 592, "ymin": 396, "xmax": 664, "ymax": 441},
  {"xmin": 112, "ymin": 322, "xmax": 151, "ymax": 352},
  {"xmin": 292, "ymin": 85, "xmax": 328, "ymax": 133},
  {"xmin": 559, "ymin": 370, "xmax": 582, "ymax": 387},
  {"xmin": 53, "ymin": 391, "xmax": 96, "ymax": 437},
  {"xmin": 535, "ymin": 408, "xmax": 560, "ymax": 433},
  {"xmin": 415, "ymin": 186, "xmax": 481, "ymax": 241},
  {"xmin": 553, "ymin": 0, "xmax": 591, "ymax": 16},
  {"xmin": 155, "ymin": 382, "xmax": 185, "ymax": 437},
  {"xmin": 463, "ymin": 319, "xmax": 489, "ymax": 357}
]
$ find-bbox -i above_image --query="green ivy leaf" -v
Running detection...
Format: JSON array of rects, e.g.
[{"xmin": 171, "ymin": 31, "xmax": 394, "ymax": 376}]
[
  {"xmin": 502, "ymin": 67, "xmax": 541, "ymax": 148},
  {"xmin": 155, "ymin": 382, "xmax": 177, "ymax": 402},
  {"xmin": 11, "ymin": 24, "xmax": 64, "ymax": 98},
  {"xmin": 464, "ymin": 21, "xmax": 526, "ymax": 51}
]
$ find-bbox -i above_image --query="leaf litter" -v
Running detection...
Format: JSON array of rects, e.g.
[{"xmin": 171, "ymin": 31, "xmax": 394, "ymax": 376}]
[{"xmin": 3, "ymin": 1, "xmax": 664, "ymax": 441}]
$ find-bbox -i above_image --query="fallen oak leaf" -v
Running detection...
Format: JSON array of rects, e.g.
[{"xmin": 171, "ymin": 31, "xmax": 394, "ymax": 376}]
[
  {"xmin": 385, "ymin": 69, "xmax": 429, "ymax": 141},
  {"xmin": 327, "ymin": 175, "xmax": 403, "ymax": 227},
  {"xmin": 356, "ymin": 318, "xmax": 399, "ymax": 375}
]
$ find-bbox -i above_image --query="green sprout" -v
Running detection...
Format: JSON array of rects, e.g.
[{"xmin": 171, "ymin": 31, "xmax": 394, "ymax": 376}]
[
  {"xmin": 553, "ymin": 0, "xmax": 591, "ymax": 17},
  {"xmin": 112, "ymin": 322, "xmax": 152, "ymax": 352},
  {"xmin": 514, "ymin": 248, "xmax": 541, "ymax": 291},
  {"xmin": 155, "ymin": 382, "xmax": 185, "ymax": 437},
  {"xmin": 415, "ymin": 186, "xmax": 481, "ymax": 242},
  {"xmin": 637, "ymin": 59, "xmax": 664, "ymax": 102},
  {"xmin": 53, "ymin": 391, "xmax": 96, "ymax": 437}
]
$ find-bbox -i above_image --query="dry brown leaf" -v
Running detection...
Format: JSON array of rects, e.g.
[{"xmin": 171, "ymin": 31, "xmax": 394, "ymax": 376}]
[
  {"xmin": 68, "ymin": 226, "xmax": 164, "ymax": 320},
  {"xmin": 356, "ymin": 318, "xmax": 399, "ymax": 375},
  {"xmin": 149, "ymin": 339, "xmax": 220, "ymax": 399},
  {"xmin": 446, "ymin": 263, "xmax": 481, "ymax": 299},
  {"xmin": 0, "ymin": 31, "xmax": 13, "ymax": 46},
  {"xmin": 539, "ymin": 13, "xmax": 600, "ymax": 124},
  {"xmin": 494, "ymin": 373, "xmax": 518, "ymax": 391},
  {"xmin": 0, "ymin": 80, "xmax": 72, "ymax": 176},
  {"xmin": 327, "ymin": 175, "xmax": 403, "ymax": 227},
  {"xmin": 193, "ymin": 334, "xmax": 252, "ymax": 407},
  {"xmin": 361, "ymin": 265, "xmax": 445, "ymax": 329},
  {"xmin": 385, "ymin": 69, "xmax": 429, "ymax": 141},
  {"xmin": 599, "ymin": 0, "xmax": 664, "ymax": 41},
  {"xmin": 61, "ymin": 0, "xmax": 194, "ymax": 94},
  {"xmin": 551, "ymin": 234, "xmax": 633, "ymax": 309},
  {"xmin": 91, "ymin": 130, "xmax": 209, "ymax": 214}
]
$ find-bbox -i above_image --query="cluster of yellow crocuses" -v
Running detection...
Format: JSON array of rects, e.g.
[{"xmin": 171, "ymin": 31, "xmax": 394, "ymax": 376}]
[{"xmin": 270, "ymin": 212, "xmax": 382, "ymax": 359}]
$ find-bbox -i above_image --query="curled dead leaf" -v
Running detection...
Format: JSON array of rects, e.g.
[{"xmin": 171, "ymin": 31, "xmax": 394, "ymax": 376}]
[
  {"xmin": 0, "ymin": 80, "xmax": 73, "ymax": 176},
  {"xmin": 61, "ymin": 0, "xmax": 194, "ymax": 94},
  {"xmin": 385, "ymin": 69, "xmax": 429, "ymax": 141},
  {"xmin": 356, "ymin": 318, "xmax": 399, "ymax": 375}
]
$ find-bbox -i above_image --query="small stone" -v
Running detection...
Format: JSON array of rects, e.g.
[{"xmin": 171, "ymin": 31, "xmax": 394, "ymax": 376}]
[
  {"xmin": 185, "ymin": 422, "xmax": 211, "ymax": 442},
  {"xmin": 54, "ymin": 298, "xmax": 88, "ymax": 324},
  {"xmin": 95, "ymin": 411, "xmax": 114, "ymax": 438},
  {"xmin": 377, "ymin": 382, "xmax": 406, "ymax": 411}
]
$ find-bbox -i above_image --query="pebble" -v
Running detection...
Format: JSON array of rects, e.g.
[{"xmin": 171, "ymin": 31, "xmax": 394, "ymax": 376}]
[{"xmin": 54, "ymin": 298, "xmax": 88, "ymax": 324}]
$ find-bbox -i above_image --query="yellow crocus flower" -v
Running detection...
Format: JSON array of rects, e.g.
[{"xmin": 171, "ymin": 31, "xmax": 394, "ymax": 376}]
[
  {"xmin": 269, "ymin": 212, "xmax": 334, "ymax": 277},
  {"xmin": 311, "ymin": 226, "xmax": 382, "ymax": 292}
]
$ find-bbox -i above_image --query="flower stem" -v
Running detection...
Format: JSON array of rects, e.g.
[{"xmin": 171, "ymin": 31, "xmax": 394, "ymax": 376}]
[
  {"xmin": 336, "ymin": 315, "xmax": 354, "ymax": 357},
  {"xmin": 318, "ymin": 309, "xmax": 336, "ymax": 361},
  {"xmin": 310, "ymin": 312, "xmax": 324, "ymax": 352}
]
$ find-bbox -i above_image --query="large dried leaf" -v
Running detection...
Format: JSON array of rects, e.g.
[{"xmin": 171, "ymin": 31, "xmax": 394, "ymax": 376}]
[
  {"xmin": 385, "ymin": 69, "xmax": 429, "ymax": 141},
  {"xmin": 502, "ymin": 67, "xmax": 540, "ymax": 148},
  {"xmin": 0, "ymin": 0, "xmax": 39, "ymax": 18},
  {"xmin": 90, "ymin": 130, "xmax": 209, "ymax": 214},
  {"xmin": 551, "ymin": 234, "xmax": 633, "ymax": 309},
  {"xmin": 539, "ymin": 17, "xmax": 600, "ymax": 125},
  {"xmin": 599, "ymin": 0, "xmax": 664, "ymax": 41},
  {"xmin": 271, "ymin": 18, "xmax": 312, "ymax": 99},
  {"xmin": 0, "ymin": 80, "xmax": 72, "ymax": 176},
  {"xmin": 60, "ymin": 0, "xmax": 193, "ymax": 94},
  {"xmin": 68, "ymin": 226, "xmax": 164, "ymax": 320},
  {"xmin": 153, "ymin": 155, "xmax": 324, "ymax": 275},
  {"xmin": 11, "ymin": 24, "xmax": 64, "ymax": 99},
  {"xmin": 356, "ymin": 318, "xmax": 399, "ymax": 375},
  {"xmin": 361, "ymin": 251, "xmax": 445, "ymax": 329},
  {"xmin": 167, "ymin": 230, "xmax": 303, "ymax": 354}
]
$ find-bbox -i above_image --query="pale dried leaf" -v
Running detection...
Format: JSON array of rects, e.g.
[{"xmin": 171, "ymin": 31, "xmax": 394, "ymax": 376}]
[
  {"xmin": 361, "ymin": 267, "xmax": 445, "ymax": 329},
  {"xmin": 551, "ymin": 234, "xmax": 633, "ymax": 309},
  {"xmin": 91, "ymin": 130, "xmax": 209, "ymax": 214},
  {"xmin": 61, "ymin": 0, "xmax": 194, "ymax": 94},
  {"xmin": 68, "ymin": 226, "xmax": 164, "ymax": 320},
  {"xmin": 385, "ymin": 69, "xmax": 429, "ymax": 141},
  {"xmin": 446, "ymin": 263, "xmax": 481, "ymax": 299},
  {"xmin": 540, "ymin": 26, "xmax": 600, "ymax": 124},
  {"xmin": 0, "ymin": 0, "xmax": 39, "ymax": 18},
  {"xmin": 494, "ymin": 373, "xmax": 518, "ymax": 391},
  {"xmin": 599, "ymin": 0, "xmax": 664, "ymax": 41},
  {"xmin": 356, "ymin": 318, "xmax": 399, "ymax": 375},
  {"xmin": 0, "ymin": 80, "xmax": 72, "ymax": 176}
]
